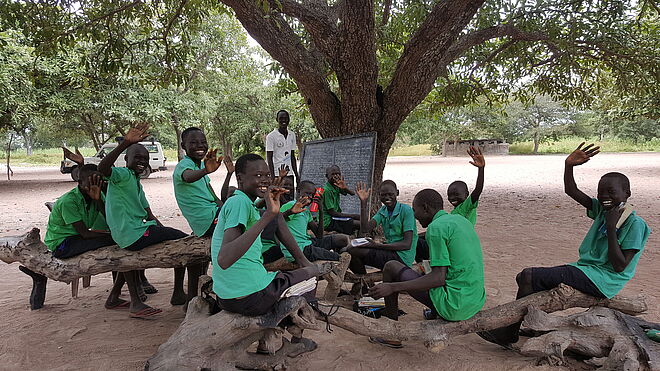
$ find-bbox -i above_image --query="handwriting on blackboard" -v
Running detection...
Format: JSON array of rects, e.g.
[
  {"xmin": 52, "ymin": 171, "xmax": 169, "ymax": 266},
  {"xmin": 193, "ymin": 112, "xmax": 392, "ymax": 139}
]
[{"xmin": 299, "ymin": 133, "xmax": 377, "ymax": 214}]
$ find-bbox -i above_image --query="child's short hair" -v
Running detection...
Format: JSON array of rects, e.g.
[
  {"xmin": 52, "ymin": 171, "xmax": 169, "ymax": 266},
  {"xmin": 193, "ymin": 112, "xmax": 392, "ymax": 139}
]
[
  {"xmin": 415, "ymin": 188, "xmax": 444, "ymax": 209},
  {"xmin": 380, "ymin": 179, "xmax": 397, "ymax": 190},
  {"xmin": 276, "ymin": 109, "xmax": 289, "ymax": 119},
  {"xmin": 601, "ymin": 172, "xmax": 631, "ymax": 193},
  {"xmin": 78, "ymin": 164, "xmax": 99, "ymax": 182},
  {"xmin": 299, "ymin": 180, "xmax": 316, "ymax": 188},
  {"xmin": 325, "ymin": 165, "xmax": 340, "ymax": 176},
  {"xmin": 235, "ymin": 154, "xmax": 264, "ymax": 174},
  {"xmin": 181, "ymin": 127, "xmax": 203, "ymax": 143},
  {"xmin": 448, "ymin": 180, "xmax": 468, "ymax": 192}
]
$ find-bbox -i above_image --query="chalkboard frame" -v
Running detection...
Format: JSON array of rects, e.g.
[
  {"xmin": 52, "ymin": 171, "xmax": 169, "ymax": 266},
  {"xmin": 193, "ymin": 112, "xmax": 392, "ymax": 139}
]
[{"xmin": 299, "ymin": 132, "xmax": 378, "ymax": 215}]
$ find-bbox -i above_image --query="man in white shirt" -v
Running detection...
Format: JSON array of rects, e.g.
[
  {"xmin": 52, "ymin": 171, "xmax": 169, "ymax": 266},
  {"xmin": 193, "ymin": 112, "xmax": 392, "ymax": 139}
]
[{"xmin": 266, "ymin": 110, "xmax": 299, "ymax": 182}]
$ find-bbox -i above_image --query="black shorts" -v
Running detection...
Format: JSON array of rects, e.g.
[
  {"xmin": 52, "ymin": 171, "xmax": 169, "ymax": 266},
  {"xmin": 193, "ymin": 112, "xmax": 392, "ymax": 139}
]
[
  {"xmin": 415, "ymin": 235, "xmax": 429, "ymax": 262},
  {"xmin": 125, "ymin": 225, "xmax": 188, "ymax": 251},
  {"xmin": 327, "ymin": 218, "xmax": 356, "ymax": 235},
  {"xmin": 201, "ymin": 208, "xmax": 221, "ymax": 237},
  {"xmin": 218, "ymin": 269, "xmax": 314, "ymax": 316},
  {"xmin": 52, "ymin": 234, "xmax": 116, "ymax": 259},
  {"xmin": 302, "ymin": 245, "xmax": 339, "ymax": 262},
  {"xmin": 530, "ymin": 265, "xmax": 605, "ymax": 298},
  {"xmin": 364, "ymin": 249, "xmax": 404, "ymax": 270}
]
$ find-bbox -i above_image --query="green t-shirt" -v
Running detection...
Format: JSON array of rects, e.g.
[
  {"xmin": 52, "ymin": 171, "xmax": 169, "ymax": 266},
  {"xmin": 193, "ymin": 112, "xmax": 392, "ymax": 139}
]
[
  {"xmin": 44, "ymin": 187, "xmax": 108, "ymax": 251},
  {"xmin": 322, "ymin": 181, "xmax": 348, "ymax": 228},
  {"xmin": 211, "ymin": 190, "xmax": 277, "ymax": 299},
  {"xmin": 105, "ymin": 167, "xmax": 156, "ymax": 248},
  {"xmin": 426, "ymin": 210, "xmax": 486, "ymax": 321},
  {"xmin": 569, "ymin": 198, "xmax": 650, "ymax": 298},
  {"xmin": 372, "ymin": 202, "xmax": 418, "ymax": 267},
  {"xmin": 280, "ymin": 200, "xmax": 314, "ymax": 261},
  {"xmin": 173, "ymin": 156, "xmax": 219, "ymax": 236},
  {"xmin": 450, "ymin": 197, "xmax": 478, "ymax": 226}
]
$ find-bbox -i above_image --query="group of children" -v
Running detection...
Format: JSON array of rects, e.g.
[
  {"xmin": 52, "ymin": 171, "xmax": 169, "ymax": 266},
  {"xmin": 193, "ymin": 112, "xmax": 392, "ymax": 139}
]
[{"xmin": 44, "ymin": 118, "xmax": 650, "ymax": 351}]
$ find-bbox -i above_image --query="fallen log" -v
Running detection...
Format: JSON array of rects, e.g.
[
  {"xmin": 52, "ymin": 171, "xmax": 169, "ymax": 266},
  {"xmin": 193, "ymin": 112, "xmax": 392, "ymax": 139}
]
[
  {"xmin": 0, "ymin": 228, "xmax": 210, "ymax": 282},
  {"xmin": 312, "ymin": 284, "xmax": 647, "ymax": 352},
  {"xmin": 520, "ymin": 306, "xmax": 660, "ymax": 370},
  {"xmin": 145, "ymin": 295, "xmax": 320, "ymax": 371}
]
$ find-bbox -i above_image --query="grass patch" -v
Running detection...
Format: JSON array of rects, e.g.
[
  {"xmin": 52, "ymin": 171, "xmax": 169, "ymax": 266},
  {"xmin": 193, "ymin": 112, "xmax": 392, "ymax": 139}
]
[
  {"xmin": 389, "ymin": 144, "xmax": 434, "ymax": 156},
  {"xmin": 0, "ymin": 147, "xmax": 98, "ymax": 166},
  {"xmin": 509, "ymin": 137, "xmax": 660, "ymax": 155}
]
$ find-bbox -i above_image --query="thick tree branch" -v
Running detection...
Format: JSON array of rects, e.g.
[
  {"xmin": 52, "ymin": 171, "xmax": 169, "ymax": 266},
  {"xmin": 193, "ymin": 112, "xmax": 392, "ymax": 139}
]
[
  {"xmin": 267, "ymin": 0, "xmax": 338, "ymax": 64},
  {"xmin": 219, "ymin": 0, "xmax": 341, "ymax": 130},
  {"xmin": 383, "ymin": 0, "xmax": 486, "ymax": 138}
]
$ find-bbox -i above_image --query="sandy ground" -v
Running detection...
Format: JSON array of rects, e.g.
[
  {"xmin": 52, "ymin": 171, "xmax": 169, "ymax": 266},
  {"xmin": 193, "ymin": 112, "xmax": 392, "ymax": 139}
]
[{"xmin": 0, "ymin": 153, "xmax": 658, "ymax": 370}]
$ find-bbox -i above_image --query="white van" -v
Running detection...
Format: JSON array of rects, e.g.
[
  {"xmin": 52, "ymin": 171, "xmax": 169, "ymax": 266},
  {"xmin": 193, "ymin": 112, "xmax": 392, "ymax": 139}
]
[{"xmin": 60, "ymin": 139, "xmax": 167, "ymax": 180}]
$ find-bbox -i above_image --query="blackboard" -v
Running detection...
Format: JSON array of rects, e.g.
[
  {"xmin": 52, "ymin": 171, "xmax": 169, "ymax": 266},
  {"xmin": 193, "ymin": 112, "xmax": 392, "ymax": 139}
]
[{"xmin": 299, "ymin": 132, "xmax": 377, "ymax": 215}]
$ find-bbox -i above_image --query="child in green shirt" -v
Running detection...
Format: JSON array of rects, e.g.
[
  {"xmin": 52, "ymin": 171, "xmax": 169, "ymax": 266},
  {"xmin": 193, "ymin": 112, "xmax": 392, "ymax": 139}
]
[
  {"xmin": 368, "ymin": 188, "xmax": 486, "ymax": 348},
  {"xmin": 322, "ymin": 165, "xmax": 360, "ymax": 234},
  {"xmin": 280, "ymin": 180, "xmax": 349, "ymax": 262},
  {"xmin": 98, "ymin": 123, "xmax": 187, "ymax": 318},
  {"xmin": 349, "ymin": 180, "xmax": 417, "ymax": 274},
  {"xmin": 481, "ymin": 143, "xmax": 651, "ymax": 348},
  {"xmin": 211, "ymin": 154, "xmax": 332, "ymax": 352},
  {"xmin": 416, "ymin": 146, "xmax": 485, "ymax": 262}
]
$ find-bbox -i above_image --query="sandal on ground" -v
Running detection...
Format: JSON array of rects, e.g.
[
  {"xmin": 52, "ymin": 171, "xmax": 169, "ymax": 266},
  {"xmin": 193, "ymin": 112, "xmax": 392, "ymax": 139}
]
[{"xmin": 368, "ymin": 337, "xmax": 403, "ymax": 348}]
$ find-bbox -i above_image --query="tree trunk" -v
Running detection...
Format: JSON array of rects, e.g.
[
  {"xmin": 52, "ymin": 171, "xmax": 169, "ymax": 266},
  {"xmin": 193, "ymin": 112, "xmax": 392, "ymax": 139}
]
[
  {"xmin": 533, "ymin": 133, "xmax": 540, "ymax": 154},
  {"xmin": 520, "ymin": 306, "xmax": 660, "ymax": 369},
  {"xmin": 6, "ymin": 133, "xmax": 14, "ymax": 180},
  {"xmin": 145, "ymin": 295, "xmax": 321, "ymax": 371},
  {"xmin": 315, "ymin": 284, "xmax": 647, "ymax": 352},
  {"xmin": 172, "ymin": 120, "xmax": 184, "ymax": 161},
  {"xmin": 23, "ymin": 132, "xmax": 33, "ymax": 156},
  {"xmin": 0, "ymin": 228, "xmax": 210, "ymax": 282}
]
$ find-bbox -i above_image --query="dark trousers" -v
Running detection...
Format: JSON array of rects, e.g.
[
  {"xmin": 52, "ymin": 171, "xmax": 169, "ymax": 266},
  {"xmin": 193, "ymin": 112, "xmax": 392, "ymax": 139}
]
[
  {"xmin": 126, "ymin": 225, "xmax": 188, "ymax": 251},
  {"xmin": 52, "ymin": 234, "xmax": 116, "ymax": 259}
]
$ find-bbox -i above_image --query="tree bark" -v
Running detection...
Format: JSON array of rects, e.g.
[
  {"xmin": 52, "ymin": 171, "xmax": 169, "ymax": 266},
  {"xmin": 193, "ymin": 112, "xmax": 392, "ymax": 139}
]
[
  {"xmin": 145, "ymin": 295, "xmax": 321, "ymax": 371},
  {"xmin": 6, "ymin": 133, "xmax": 13, "ymax": 180},
  {"xmin": 314, "ymin": 284, "xmax": 647, "ymax": 351},
  {"xmin": 0, "ymin": 228, "xmax": 210, "ymax": 282},
  {"xmin": 172, "ymin": 119, "xmax": 184, "ymax": 161},
  {"xmin": 520, "ymin": 306, "xmax": 660, "ymax": 369}
]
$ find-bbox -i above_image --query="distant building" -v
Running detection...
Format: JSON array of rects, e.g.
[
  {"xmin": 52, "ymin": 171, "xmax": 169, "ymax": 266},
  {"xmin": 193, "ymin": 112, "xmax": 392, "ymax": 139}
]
[{"xmin": 442, "ymin": 139, "xmax": 509, "ymax": 156}]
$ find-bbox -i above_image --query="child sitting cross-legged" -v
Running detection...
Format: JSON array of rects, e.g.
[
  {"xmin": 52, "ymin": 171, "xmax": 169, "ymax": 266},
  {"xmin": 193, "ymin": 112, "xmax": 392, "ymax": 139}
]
[{"xmin": 212, "ymin": 154, "xmax": 333, "ymax": 352}]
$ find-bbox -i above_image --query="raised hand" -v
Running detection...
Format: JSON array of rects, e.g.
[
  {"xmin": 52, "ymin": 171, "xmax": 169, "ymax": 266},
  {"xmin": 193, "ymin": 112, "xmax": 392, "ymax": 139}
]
[
  {"xmin": 467, "ymin": 146, "xmax": 485, "ymax": 168},
  {"xmin": 82, "ymin": 173, "xmax": 104, "ymax": 201},
  {"xmin": 124, "ymin": 122, "xmax": 150, "ymax": 144},
  {"xmin": 223, "ymin": 154, "xmax": 235, "ymax": 174},
  {"xmin": 566, "ymin": 142, "xmax": 600, "ymax": 166},
  {"xmin": 334, "ymin": 175, "xmax": 348, "ymax": 190},
  {"xmin": 356, "ymin": 181, "xmax": 371, "ymax": 202},
  {"xmin": 265, "ymin": 185, "xmax": 289, "ymax": 215},
  {"xmin": 62, "ymin": 146, "xmax": 84, "ymax": 166},
  {"xmin": 291, "ymin": 196, "xmax": 311, "ymax": 214},
  {"xmin": 278, "ymin": 164, "xmax": 290, "ymax": 179},
  {"xmin": 204, "ymin": 149, "xmax": 223, "ymax": 174}
]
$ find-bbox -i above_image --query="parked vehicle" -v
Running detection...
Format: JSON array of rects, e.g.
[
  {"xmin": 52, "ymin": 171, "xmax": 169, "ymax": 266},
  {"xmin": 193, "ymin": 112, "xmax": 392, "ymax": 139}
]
[{"xmin": 60, "ymin": 138, "xmax": 167, "ymax": 181}]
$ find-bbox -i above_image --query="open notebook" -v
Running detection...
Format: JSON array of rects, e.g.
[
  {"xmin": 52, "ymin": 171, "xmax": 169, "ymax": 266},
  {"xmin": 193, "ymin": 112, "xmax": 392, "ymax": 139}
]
[{"xmin": 280, "ymin": 277, "xmax": 318, "ymax": 299}]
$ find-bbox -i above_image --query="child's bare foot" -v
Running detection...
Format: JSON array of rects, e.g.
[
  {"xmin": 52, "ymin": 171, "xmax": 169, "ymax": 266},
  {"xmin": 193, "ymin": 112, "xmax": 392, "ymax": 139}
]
[
  {"xmin": 142, "ymin": 281, "xmax": 158, "ymax": 294},
  {"xmin": 170, "ymin": 290, "xmax": 187, "ymax": 306},
  {"xmin": 105, "ymin": 298, "xmax": 130, "ymax": 310}
]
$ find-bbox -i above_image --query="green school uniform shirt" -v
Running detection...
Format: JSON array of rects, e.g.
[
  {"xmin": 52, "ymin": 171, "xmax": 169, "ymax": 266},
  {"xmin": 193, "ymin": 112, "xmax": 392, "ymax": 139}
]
[
  {"xmin": 568, "ymin": 198, "xmax": 650, "ymax": 299},
  {"xmin": 280, "ymin": 200, "xmax": 314, "ymax": 261},
  {"xmin": 105, "ymin": 167, "xmax": 156, "ymax": 248},
  {"xmin": 44, "ymin": 187, "xmax": 108, "ymax": 251},
  {"xmin": 211, "ymin": 190, "xmax": 277, "ymax": 299},
  {"xmin": 451, "ymin": 197, "xmax": 478, "ymax": 226},
  {"xmin": 372, "ymin": 202, "xmax": 418, "ymax": 267},
  {"xmin": 426, "ymin": 210, "xmax": 486, "ymax": 321},
  {"xmin": 173, "ymin": 156, "xmax": 219, "ymax": 236},
  {"xmin": 322, "ymin": 181, "xmax": 348, "ymax": 228}
]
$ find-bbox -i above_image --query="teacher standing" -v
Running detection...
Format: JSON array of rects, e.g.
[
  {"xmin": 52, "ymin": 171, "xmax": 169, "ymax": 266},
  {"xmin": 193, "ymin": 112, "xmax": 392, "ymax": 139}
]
[{"xmin": 266, "ymin": 109, "xmax": 299, "ymax": 182}]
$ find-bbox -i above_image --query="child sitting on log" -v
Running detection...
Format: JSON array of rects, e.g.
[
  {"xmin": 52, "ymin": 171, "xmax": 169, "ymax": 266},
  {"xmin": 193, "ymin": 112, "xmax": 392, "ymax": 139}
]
[
  {"xmin": 322, "ymin": 165, "xmax": 360, "ymax": 234},
  {"xmin": 39, "ymin": 164, "xmax": 129, "ymax": 310},
  {"xmin": 348, "ymin": 180, "xmax": 417, "ymax": 274},
  {"xmin": 416, "ymin": 146, "xmax": 485, "ymax": 262},
  {"xmin": 211, "ymin": 154, "xmax": 332, "ymax": 351},
  {"xmin": 98, "ymin": 123, "xmax": 188, "ymax": 318},
  {"xmin": 279, "ymin": 179, "xmax": 350, "ymax": 262},
  {"xmin": 480, "ymin": 143, "xmax": 651, "ymax": 348},
  {"xmin": 368, "ymin": 188, "xmax": 486, "ymax": 348}
]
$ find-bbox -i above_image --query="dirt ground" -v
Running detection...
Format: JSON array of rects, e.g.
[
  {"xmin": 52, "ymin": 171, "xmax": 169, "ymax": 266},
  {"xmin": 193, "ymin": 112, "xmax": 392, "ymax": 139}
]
[{"xmin": 0, "ymin": 153, "xmax": 658, "ymax": 370}]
